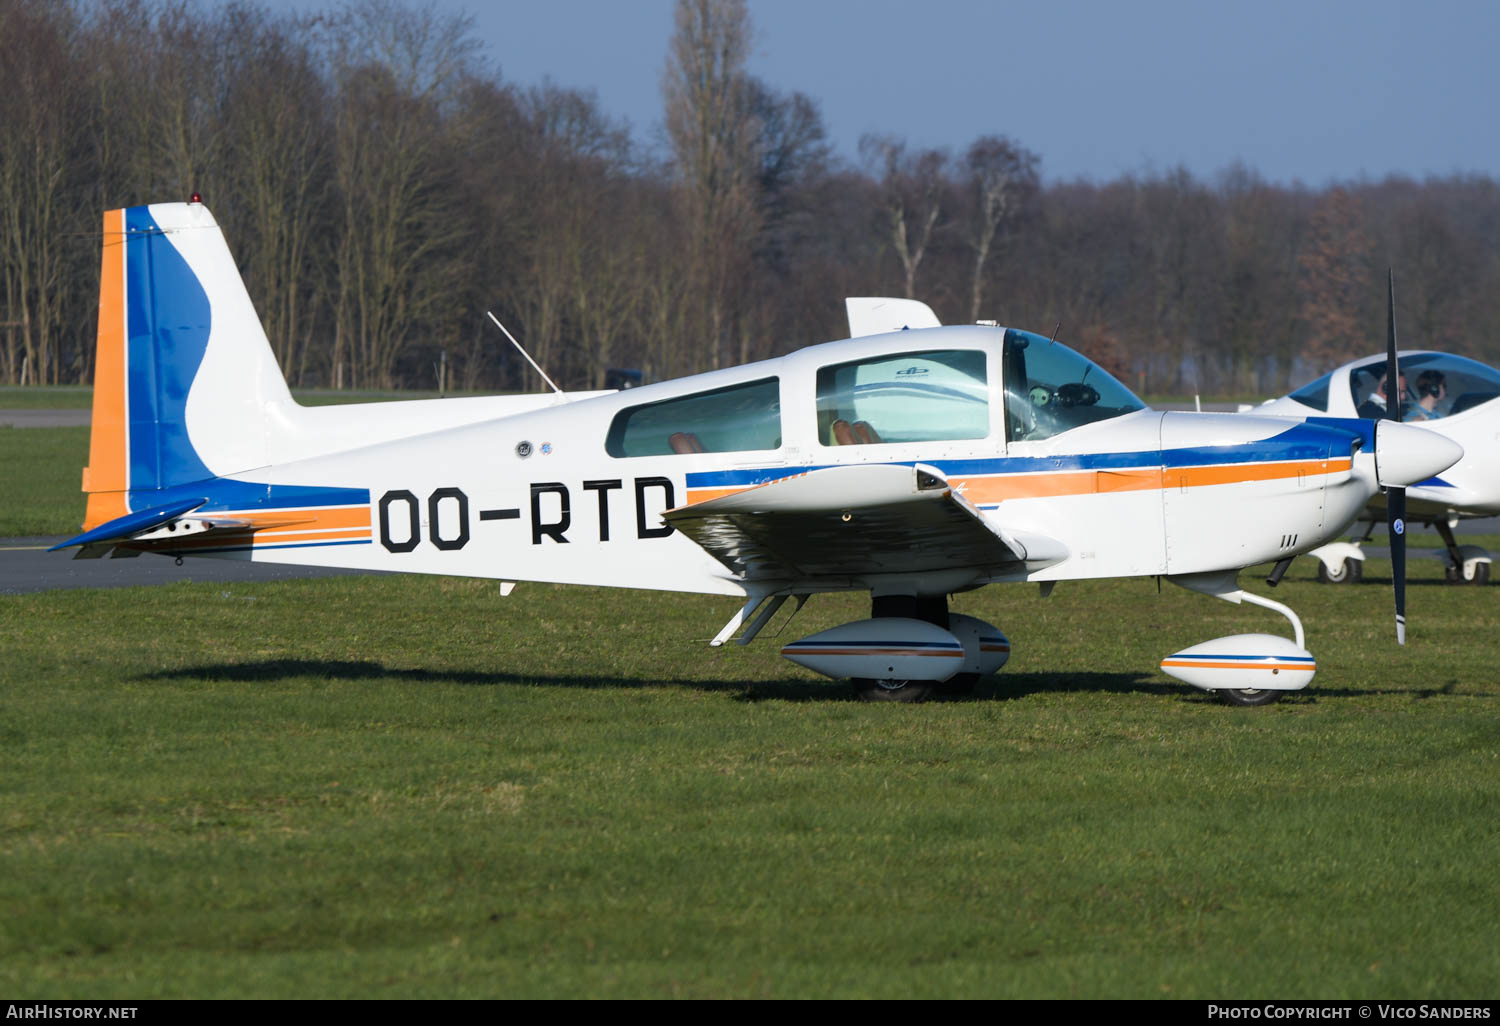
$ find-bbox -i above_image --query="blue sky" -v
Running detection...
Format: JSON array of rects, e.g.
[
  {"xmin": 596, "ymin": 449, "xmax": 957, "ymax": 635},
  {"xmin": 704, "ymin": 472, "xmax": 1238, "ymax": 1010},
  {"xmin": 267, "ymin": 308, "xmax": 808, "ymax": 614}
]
[{"xmin": 261, "ymin": 0, "xmax": 1500, "ymax": 185}]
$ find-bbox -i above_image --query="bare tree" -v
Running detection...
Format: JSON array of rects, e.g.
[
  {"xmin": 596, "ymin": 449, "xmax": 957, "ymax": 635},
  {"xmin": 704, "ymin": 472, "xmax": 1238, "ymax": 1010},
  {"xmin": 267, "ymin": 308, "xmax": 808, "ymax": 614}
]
[
  {"xmin": 661, "ymin": 0, "xmax": 760, "ymax": 372},
  {"xmin": 327, "ymin": 1, "xmax": 477, "ymax": 388},
  {"xmin": 860, "ymin": 134, "xmax": 949, "ymax": 300},
  {"xmin": 1297, "ymin": 187, "xmax": 1373, "ymax": 371},
  {"xmin": 218, "ymin": 5, "xmax": 331, "ymax": 386},
  {"xmin": 961, "ymin": 135, "xmax": 1038, "ymax": 322},
  {"xmin": 0, "ymin": 0, "xmax": 83, "ymax": 385}
]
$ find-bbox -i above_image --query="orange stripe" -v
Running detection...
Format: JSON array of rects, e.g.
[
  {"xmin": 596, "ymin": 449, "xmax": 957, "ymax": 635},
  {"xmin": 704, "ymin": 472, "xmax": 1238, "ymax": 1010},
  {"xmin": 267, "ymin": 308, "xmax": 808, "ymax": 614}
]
[
  {"xmin": 955, "ymin": 468, "xmax": 1160, "ymax": 504},
  {"xmin": 956, "ymin": 458, "xmax": 1351, "ymax": 507},
  {"xmin": 1170, "ymin": 458, "xmax": 1349, "ymax": 489},
  {"xmin": 684, "ymin": 486, "xmax": 753, "ymax": 505},
  {"xmin": 1160, "ymin": 660, "xmax": 1315, "ymax": 671},
  {"xmin": 82, "ymin": 209, "xmax": 129, "ymax": 530},
  {"xmin": 121, "ymin": 507, "xmax": 372, "ymax": 551},
  {"xmin": 233, "ymin": 507, "xmax": 371, "ymax": 532}
]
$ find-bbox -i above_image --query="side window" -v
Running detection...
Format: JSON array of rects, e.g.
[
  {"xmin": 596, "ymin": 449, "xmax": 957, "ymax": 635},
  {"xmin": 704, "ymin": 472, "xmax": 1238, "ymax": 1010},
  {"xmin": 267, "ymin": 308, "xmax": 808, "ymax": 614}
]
[
  {"xmin": 606, "ymin": 377, "xmax": 781, "ymax": 457},
  {"xmin": 815, "ymin": 350, "xmax": 988, "ymax": 446}
]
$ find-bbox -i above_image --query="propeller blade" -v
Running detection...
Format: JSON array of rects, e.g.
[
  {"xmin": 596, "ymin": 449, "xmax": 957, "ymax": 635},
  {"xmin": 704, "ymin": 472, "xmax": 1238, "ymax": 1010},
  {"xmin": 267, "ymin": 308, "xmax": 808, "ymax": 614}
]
[
  {"xmin": 1390, "ymin": 484, "xmax": 1407, "ymax": 645},
  {"xmin": 1386, "ymin": 269, "xmax": 1406, "ymax": 645}
]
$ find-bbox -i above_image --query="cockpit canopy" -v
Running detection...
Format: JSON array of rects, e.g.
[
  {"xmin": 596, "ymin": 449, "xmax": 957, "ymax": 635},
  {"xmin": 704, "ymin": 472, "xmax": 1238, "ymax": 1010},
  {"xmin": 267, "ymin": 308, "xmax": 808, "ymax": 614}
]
[
  {"xmin": 604, "ymin": 326, "xmax": 1147, "ymax": 457},
  {"xmin": 1001, "ymin": 328, "xmax": 1146, "ymax": 441},
  {"xmin": 1290, "ymin": 352, "xmax": 1500, "ymax": 421}
]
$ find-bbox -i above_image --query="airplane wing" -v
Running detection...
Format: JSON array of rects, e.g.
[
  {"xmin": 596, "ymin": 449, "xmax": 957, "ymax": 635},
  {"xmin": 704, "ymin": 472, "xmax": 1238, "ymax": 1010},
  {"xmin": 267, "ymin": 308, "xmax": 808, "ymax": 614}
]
[{"xmin": 664, "ymin": 463, "xmax": 1066, "ymax": 583}]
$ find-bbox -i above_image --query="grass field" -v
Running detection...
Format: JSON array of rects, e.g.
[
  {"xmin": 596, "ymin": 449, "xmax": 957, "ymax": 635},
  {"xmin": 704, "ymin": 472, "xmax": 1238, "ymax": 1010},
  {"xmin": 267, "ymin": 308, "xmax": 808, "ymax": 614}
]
[
  {"xmin": 2, "ymin": 564, "xmax": 1498, "ymax": 998},
  {"xmin": 4, "ymin": 426, "xmax": 1499, "ymax": 997},
  {"xmin": 2, "ymin": 425, "xmax": 90, "ymax": 536}
]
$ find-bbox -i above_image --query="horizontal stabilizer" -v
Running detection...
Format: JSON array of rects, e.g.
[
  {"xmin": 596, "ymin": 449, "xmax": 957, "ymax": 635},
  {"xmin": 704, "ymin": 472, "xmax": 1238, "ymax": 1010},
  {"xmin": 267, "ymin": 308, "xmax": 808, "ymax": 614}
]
[{"xmin": 49, "ymin": 497, "xmax": 208, "ymax": 551}]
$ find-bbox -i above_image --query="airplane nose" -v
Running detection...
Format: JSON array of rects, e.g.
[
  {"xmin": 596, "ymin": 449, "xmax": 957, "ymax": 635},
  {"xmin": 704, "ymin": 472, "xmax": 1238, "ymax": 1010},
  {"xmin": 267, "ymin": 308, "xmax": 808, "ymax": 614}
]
[{"xmin": 1375, "ymin": 421, "xmax": 1465, "ymax": 488}]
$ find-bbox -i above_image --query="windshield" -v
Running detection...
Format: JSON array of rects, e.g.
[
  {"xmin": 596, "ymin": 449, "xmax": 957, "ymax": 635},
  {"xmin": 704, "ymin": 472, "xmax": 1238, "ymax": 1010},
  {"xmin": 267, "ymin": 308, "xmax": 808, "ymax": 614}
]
[
  {"xmin": 1348, "ymin": 353, "xmax": 1500, "ymax": 422},
  {"xmin": 1288, "ymin": 371, "xmax": 1334, "ymax": 412},
  {"xmin": 1001, "ymin": 329, "xmax": 1145, "ymax": 441}
]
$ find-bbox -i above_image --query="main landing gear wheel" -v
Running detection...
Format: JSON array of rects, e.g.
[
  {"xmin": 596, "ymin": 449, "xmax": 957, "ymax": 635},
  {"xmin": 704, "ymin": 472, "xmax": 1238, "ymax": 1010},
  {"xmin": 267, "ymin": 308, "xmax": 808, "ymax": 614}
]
[
  {"xmin": 1316, "ymin": 558, "xmax": 1362, "ymax": 584},
  {"xmin": 851, "ymin": 677, "xmax": 935, "ymax": 703},
  {"xmin": 1445, "ymin": 561, "xmax": 1490, "ymax": 586},
  {"xmin": 1218, "ymin": 687, "xmax": 1284, "ymax": 707},
  {"xmin": 849, "ymin": 593, "xmax": 952, "ymax": 703}
]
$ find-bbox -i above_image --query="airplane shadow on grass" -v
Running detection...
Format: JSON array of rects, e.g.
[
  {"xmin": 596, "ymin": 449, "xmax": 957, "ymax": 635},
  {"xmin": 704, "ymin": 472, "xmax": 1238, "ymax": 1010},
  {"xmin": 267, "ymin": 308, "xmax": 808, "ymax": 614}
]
[
  {"xmin": 139, "ymin": 659, "xmax": 1202, "ymax": 703},
  {"xmin": 138, "ymin": 659, "xmax": 1499, "ymax": 704}
]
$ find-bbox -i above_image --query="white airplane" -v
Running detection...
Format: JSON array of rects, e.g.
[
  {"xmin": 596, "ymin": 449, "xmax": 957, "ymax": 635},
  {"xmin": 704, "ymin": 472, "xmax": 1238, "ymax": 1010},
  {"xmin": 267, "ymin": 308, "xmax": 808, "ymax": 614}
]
[
  {"xmin": 53, "ymin": 201, "xmax": 1463, "ymax": 706},
  {"xmin": 1247, "ymin": 351, "xmax": 1500, "ymax": 586}
]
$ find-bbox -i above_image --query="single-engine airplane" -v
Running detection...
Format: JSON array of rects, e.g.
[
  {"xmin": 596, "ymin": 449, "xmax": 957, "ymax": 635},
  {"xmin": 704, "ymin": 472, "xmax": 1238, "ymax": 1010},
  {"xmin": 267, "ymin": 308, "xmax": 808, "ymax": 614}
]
[
  {"xmin": 53, "ymin": 202, "xmax": 1463, "ymax": 705},
  {"xmin": 1245, "ymin": 351, "xmax": 1500, "ymax": 586}
]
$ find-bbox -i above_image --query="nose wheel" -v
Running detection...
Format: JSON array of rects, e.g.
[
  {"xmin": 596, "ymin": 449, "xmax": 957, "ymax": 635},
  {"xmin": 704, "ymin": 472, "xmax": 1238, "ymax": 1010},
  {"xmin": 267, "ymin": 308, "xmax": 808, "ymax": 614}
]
[{"xmin": 1218, "ymin": 686, "xmax": 1283, "ymax": 707}]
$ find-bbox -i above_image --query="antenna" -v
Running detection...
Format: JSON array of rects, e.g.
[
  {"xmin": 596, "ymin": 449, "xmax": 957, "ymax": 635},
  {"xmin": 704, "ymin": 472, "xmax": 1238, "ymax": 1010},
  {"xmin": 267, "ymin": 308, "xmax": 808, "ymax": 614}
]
[{"xmin": 486, "ymin": 311, "xmax": 567, "ymax": 399}]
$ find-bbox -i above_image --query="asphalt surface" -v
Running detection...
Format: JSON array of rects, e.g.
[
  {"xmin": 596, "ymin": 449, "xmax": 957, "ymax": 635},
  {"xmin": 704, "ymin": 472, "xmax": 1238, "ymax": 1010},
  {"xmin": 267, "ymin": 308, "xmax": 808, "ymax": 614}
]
[
  {"xmin": 0, "ymin": 409, "xmax": 91, "ymax": 428},
  {"xmin": 1, "ymin": 538, "xmax": 387, "ymax": 595}
]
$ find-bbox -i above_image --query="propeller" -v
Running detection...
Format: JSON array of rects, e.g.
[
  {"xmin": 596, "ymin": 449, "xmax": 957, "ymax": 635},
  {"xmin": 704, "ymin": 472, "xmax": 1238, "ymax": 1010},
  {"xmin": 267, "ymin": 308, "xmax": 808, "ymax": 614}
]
[{"xmin": 1384, "ymin": 269, "xmax": 1406, "ymax": 645}]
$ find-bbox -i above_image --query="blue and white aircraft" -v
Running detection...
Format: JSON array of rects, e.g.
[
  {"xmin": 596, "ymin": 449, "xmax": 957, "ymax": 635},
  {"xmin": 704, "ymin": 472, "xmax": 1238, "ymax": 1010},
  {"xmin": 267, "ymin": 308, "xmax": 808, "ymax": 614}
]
[
  {"xmin": 1247, "ymin": 351, "xmax": 1500, "ymax": 586},
  {"xmin": 52, "ymin": 202, "xmax": 1462, "ymax": 704}
]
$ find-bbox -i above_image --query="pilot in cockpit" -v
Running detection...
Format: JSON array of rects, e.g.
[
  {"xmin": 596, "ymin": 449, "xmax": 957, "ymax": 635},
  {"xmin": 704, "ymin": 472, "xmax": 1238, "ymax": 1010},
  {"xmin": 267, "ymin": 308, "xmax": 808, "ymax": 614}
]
[
  {"xmin": 1405, "ymin": 370, "xmax": 1448, "ymax": 421},
  {"xmin": 1356, "ymin": 372, "xmax": 1407, "ymax": 420}
]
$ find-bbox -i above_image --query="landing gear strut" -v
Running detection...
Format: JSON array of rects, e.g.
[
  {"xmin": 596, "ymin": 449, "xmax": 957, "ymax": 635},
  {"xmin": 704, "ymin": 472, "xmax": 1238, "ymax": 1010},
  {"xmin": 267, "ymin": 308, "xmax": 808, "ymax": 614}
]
[{"xmin": 1435, "ymin": 521, "xmax": 1492, "ymax": 585}]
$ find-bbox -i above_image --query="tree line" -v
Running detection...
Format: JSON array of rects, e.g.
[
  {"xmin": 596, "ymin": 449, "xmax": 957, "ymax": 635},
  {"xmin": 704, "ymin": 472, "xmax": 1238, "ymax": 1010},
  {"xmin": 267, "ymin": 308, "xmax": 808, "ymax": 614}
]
[{"xmin": 3, "ymin": 0, "xmax": 1498, "ymax": 397}]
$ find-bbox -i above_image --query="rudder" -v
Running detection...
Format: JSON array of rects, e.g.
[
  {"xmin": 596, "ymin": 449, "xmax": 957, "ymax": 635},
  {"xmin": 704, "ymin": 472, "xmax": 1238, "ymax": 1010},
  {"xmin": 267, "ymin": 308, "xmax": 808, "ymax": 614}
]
[{"xmin": 82, "ymin": 201, "xmax": 291, "ymax": 530}]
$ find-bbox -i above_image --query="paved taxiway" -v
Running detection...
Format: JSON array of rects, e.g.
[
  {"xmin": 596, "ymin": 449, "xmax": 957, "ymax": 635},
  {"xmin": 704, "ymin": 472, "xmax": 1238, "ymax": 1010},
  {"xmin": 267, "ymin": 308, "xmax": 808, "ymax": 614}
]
[{"xmin": 1, "ymin": 539, "xmax": 386, "ymax": 595}]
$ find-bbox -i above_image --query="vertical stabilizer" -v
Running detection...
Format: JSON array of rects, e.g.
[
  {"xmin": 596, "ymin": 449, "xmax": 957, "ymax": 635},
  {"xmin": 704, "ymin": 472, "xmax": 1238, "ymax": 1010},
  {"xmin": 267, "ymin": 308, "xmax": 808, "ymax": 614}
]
[{"xmin": 81, "ymin": 201, "xmax": 292, "ymax": 529}]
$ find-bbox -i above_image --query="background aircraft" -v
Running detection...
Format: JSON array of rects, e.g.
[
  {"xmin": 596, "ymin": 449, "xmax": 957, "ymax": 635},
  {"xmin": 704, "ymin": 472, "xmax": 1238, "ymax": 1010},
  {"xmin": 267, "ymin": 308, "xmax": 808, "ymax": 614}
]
[
  {"xmin": 1246, "ymin": 351, "xmax": 1500, "ymax": 585},
  {"xmin": 53, "ymin": 202, "xmax": 1461, "ymax": 705}
]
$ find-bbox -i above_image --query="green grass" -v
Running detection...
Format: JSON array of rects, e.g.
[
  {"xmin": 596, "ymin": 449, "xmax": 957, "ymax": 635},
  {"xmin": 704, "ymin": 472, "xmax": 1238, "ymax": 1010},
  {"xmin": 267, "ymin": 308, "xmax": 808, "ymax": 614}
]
[
  {"xmin": 2, "ymin": 563, "xmax": 1498, "ymax": 998},
  {"xmin": 0, "ymin": 425, "xmax": 89, "ymax": 536},
  {"xmin": 0, "ymin": 386, "xmax": 94, "ymax": 409}
]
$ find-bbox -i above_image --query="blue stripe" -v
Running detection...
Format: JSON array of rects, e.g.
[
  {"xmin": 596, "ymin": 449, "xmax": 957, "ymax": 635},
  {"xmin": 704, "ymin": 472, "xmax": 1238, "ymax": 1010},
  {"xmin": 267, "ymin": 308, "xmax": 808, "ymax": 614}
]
[
  {"xmin": 785, "ymin": 640, "xmax": 962, "ymax": 650},
  {"xmin": 1306, "ymin": 416, "xmax": 1377, "ymax": 449},
  {"xmin": 1168, "ymin": 654, "xmax": 1315, "ymax": 663},
  {"xmin": 137, "ymin": 477, "xmax": 371, "ymax": 514},
  {"xmin": 687, "ymin": 422, "xmax": 1362, "ymax": 490},
  {"xmin": 185, "ymin": 539, "xmax": 374, "ymax": 554}
]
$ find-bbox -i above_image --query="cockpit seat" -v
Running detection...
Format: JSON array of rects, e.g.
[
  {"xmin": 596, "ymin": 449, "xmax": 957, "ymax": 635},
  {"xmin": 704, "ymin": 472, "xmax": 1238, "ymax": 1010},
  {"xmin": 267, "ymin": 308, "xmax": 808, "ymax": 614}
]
[{"xmin": 669, "ymin": 432, "xmax": 706, "ymax": 454}]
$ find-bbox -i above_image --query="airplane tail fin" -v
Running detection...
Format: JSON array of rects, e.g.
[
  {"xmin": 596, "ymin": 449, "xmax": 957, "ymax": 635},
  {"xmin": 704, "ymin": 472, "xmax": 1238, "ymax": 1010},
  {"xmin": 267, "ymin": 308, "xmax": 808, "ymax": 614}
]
[{"xmin": 82, "ymin": 201, "xmax": 292, "ymax": 531}]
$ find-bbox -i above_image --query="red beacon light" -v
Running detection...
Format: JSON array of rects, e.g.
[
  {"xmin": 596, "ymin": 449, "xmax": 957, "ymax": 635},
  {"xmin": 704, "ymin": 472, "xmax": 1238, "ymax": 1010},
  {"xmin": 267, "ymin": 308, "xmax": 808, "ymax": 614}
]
[{"xmin": 189, "ymin": 192, "xmax": 203, "ymax": 205}]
